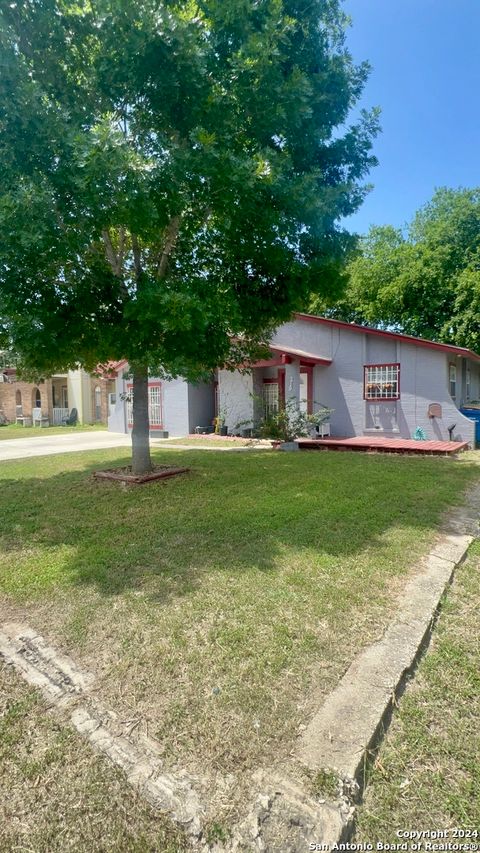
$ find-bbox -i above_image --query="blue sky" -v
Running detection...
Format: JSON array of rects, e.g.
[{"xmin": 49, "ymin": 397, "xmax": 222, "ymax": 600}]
[{"xmin": 342, "ymin": 0, "xmax": 480, "ymax": 235}]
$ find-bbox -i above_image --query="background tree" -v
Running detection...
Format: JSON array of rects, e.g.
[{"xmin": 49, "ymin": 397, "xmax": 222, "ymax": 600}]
[
  {"xmin": 317, "ymin": 187, "xmax": 480, "ymax": 346},
  {"xmin": 0, "ymin": 0, "xmax": 378, "ymax": 473}
]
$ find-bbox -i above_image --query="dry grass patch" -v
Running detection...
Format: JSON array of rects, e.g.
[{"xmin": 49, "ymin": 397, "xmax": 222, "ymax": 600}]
[
  {"xmin": 155, "ymin": 435, "xmax": 256, "ymax": 447},
  {"xmin": 0, "ymin": 662, "xmax": 186, "ymax": 852}
]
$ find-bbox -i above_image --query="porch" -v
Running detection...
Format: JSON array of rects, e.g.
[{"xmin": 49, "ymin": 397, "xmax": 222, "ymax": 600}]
[
  {"xmin": 297, "ymin": 436, "xmax": 469, "ymax": 456},
  {"xmin": 255, "ymin": 346, "xmax": 332, "ymax": 417},
  {"xmin": 51, "ymin": 376, "xmax": 70, "ymax": 424},
  {"xmin": 218, "ymin": 345, "xmax": 332, "ymax": 435}
]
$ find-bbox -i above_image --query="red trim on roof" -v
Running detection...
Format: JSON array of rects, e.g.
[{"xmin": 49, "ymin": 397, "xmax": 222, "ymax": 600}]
[
  {"xmin": 252, "ymin": 357, "xmax": 285, "ymax": 368},
  {"xmin": 95, "ymin": 359, "xmax": 128, "ymax": 378},
  {"xmin": 269, "ymin": 344, "xmax": 332, "ymax": 366},
  {"xmin": 294, "ymin": 313, "xmax": 480, "ymax": 363}
]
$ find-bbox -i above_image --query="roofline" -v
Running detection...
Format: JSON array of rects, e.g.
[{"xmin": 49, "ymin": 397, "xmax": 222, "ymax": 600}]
[
  {"xmin": 294, "ymin": 313, "xmax": 480, "ymax": 363},
  {"xmin": 269, "ymin": 344, "xmax": 331, "ymax": 366},
  {"xmin": 94, "ymin": 359, "xmax": 128, "ymax": 378}
]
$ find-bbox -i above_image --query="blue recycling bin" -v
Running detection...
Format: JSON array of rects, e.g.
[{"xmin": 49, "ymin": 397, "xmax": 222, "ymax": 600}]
[{"xmin": 460, "ymin": 408, "xmax": 480, "ymax": 446}]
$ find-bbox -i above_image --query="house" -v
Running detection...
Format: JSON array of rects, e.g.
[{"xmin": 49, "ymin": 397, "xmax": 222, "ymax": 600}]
[
  {"xmin": 217, "ymin": 314, "xmax": 480, "ymax": 446},
  {"xmin": 107, "ymin": 362, "xmax": 215, "ymax": 436},
  {"xmin": 0, "ymin": 360, "xmax": 114, "ymax": 426}
]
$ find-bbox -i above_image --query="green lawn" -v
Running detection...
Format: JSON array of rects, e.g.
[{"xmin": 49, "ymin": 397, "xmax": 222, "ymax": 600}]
[
  {"xmin": 356, "ymin": 541, "xmax": 480, "ymax": 838},
  {"xmin": 0, "ymin": 447, "xmax": 478, "ymax": 829},
  {"xmin": 0, "ymin": 423, "xmax": 107, "ymax": 440}
]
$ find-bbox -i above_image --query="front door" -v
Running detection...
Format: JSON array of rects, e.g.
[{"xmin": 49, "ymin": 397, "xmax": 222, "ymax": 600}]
[{"xmin": 262, "ymin": 382, "xmax": 279, "ymax": 419}]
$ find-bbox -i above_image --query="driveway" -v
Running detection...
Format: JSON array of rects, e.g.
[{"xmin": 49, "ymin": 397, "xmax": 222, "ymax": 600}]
[{"xmin": 0, "ymin": 431, "xmax": 132, "ymax": 462}]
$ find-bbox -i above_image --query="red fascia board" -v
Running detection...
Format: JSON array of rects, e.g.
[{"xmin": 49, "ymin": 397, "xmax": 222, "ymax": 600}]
[
  {"xmin": 249, "ymin": 357, "xmax": 285, "ymax": 368},
  {"xmin": 298, "ymin": 357, "xmax": 330, "ymax": 366},
  {"xmin": 95, "ymin": 359, "xmax": 128, "ymax": 377},
  {"xmin": 248, "ymin": 352, "xmax": 331, "ymax": 369},
  {"xmin": 269, "ymin": 345, "xmax": 332, "ymax": 366},
  {"xmin": 294, "ymin": 313, "xmax": 480, "ymax": 363},
  {"xmin": 111, "ymin": 359, "xmax": 128, "ymax": 372}
]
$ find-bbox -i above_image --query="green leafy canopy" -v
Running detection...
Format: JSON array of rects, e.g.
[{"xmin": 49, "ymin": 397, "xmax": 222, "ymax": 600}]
[
  {"xmin": 315, "ymin": 187, "xmax": 480, "ymax": 350},
  {"xmin": 0, "ymin": 0, "xmax": 379, "ymax": 379}
]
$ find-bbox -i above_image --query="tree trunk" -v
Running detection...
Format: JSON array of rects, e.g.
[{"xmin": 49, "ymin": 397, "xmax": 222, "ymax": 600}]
[{"xmin": 131, "ymin": 364, "xmax": 152, "ymax": 474}]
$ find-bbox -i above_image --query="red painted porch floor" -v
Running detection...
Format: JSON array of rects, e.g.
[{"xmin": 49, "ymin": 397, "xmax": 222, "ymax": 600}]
[{"xmin": 297, "ymin": 436, "xmax": 469, "ymax": 455}]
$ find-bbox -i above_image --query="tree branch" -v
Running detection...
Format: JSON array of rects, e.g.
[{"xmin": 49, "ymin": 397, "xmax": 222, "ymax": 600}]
[
  {"xmin": 131, "ymin": 234, "xmax": 143, "ymax": 280},
  {"xmin": 157, "ymin": 215, "xmax": 181, "ymax": 279},
  {"xmin": 117, "ymin": 226, "xmax": 126, "ymax": 272},
  {"xmin": 101, "ymin": 227, "xmax": 130, "ymax": 300},
  {"xmin": 102, "ymin": 229, "xmax": 123, "ymax": 277}
]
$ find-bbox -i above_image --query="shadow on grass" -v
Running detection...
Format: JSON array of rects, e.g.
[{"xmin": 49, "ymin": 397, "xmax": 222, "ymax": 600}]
[{"xmin": 0, "ymin": 448, "xmax": 478, "ymax": 602}]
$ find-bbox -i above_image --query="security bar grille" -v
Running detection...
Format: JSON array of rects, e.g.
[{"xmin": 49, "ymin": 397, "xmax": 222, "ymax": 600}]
[
  {"xmin": 127, "ymin": 383, "xmax": 163, "ymax": 428},
  {"xmin": 364, "ymin": 364, "xmax": 400, "ymax": 400},
  {"xmin": 263, "ymin": 383, "xmax": 279, "ymax": 418}
]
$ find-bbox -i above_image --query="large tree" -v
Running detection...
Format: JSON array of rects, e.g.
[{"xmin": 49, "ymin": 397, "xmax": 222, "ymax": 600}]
[
  {"xmin": 0, "ymin": 0, "xmax": 378, "ymax": 472},
  {"xmin": 316, "ymin": 187, "xmax": 480, "ymax": 346}
]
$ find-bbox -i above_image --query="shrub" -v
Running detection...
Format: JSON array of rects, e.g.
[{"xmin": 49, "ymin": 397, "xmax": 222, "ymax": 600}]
[{"xmin": 256, "ymin": 397, "xmax": 333, "ymax": 442}]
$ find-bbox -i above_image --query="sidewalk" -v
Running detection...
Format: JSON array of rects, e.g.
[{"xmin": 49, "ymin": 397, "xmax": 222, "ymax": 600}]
[
  {"xmin": 0, "ymin": 431, "xmax": 132, "ymax": 462},
  {"xmin": 0, "ymin": 432, "xmax": 272, "ymax": 462}
]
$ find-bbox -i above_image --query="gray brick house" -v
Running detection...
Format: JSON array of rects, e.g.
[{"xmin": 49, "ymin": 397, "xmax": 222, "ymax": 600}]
[
  {"xmin": 107, "ymin": 361, "xmax": 215, "ymax": 437},
  {"xmin": 217, "ymin": 314, "xmax": 480, "ymax": 446}
]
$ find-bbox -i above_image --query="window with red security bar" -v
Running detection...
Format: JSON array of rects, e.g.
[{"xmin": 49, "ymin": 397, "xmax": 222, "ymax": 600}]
[
  {"xmin": 126, "ymin": 381, "xmax": 163, "ymax": 429},
  {"xmin": 364, "ymin": 363, "xmax": 400, "ymax": 401}
]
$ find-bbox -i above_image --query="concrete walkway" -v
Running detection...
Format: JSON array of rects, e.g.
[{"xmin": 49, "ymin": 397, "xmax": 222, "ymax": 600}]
[
  {"xmin": 0, "ymin": 432, "xmax": 272, "ymax": 462},
  {"xmin": 0, "ymin": 431, "xmax": 132, "ymax": 462}
]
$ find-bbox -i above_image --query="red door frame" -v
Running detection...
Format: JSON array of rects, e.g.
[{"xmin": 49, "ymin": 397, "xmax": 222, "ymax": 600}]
[{"xmin": 262, "ymin": 366, "xmax": 312, "ymax": 413}]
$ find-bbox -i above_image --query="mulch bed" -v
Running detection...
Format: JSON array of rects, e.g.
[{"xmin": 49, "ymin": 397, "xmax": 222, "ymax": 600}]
[{"xmin": 93, "ymin": 465, "xmax": 190, "ymax": 485}]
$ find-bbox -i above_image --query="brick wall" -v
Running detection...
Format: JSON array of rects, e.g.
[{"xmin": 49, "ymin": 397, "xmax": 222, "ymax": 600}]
[
  {"xmin": 0, "ymin": 378, "xmax": 53, "ymax": 423},
  {"xmin": 90, "ymin": 377, "xmax": 111, "ymax": 424},
  {"xmin": 0, "ymin": 374, "xmax": 115, "ymax": 425}
]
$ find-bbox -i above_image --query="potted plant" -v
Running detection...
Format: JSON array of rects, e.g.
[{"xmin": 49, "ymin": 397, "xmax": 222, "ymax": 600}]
[
  {"xmin": 215, "ymin": 411, "xmax": 228, "ymax": 436},
  {"xmin": 257, "ymin": 398, "xmax": 334, "ymax": 450},
  {"xmin": 235, "ymin": 418, "xmax": 254, "ymax": 438}
]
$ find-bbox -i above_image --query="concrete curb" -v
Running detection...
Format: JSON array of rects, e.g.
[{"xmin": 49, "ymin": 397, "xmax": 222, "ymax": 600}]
[
  {"xmin": 0, "ymin": 622, "xmax": 205, "ymax": 841},
  {"xmin": 221, "ymin": 487, "xmax": 480, "ymax": 852},
  {"xmin": 1, "ymin": 488, "xmax": 479, "ymax": 851},
  {"xmin": 297, "ymin": 546, "xmax": 472, "ymax": 783}
]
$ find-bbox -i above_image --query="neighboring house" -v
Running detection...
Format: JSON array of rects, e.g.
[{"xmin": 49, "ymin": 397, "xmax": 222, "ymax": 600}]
[
  {"xmin": 0, "ymin": 361, "xmax": 114, "ymax": 426},
  {"xmin": 108, "ymin": 362, "xmax": 215, "ymax": 436},
  {"xmin": 217, "ymin": 314, "xmax": 480, "ymax": 445}
]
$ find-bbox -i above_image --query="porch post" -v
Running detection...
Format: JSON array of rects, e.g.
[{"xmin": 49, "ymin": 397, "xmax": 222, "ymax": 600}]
[
  {"xmin": 284, "ymin": 360, "xmax": 300, "ymax": 408},
  {"xmin": 67, "ymin": 370, "xmax": 81, "ymax": 422},
  {"xmin": 45, "ymin": 378, "xmax": 54, "ymax": 423}
]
